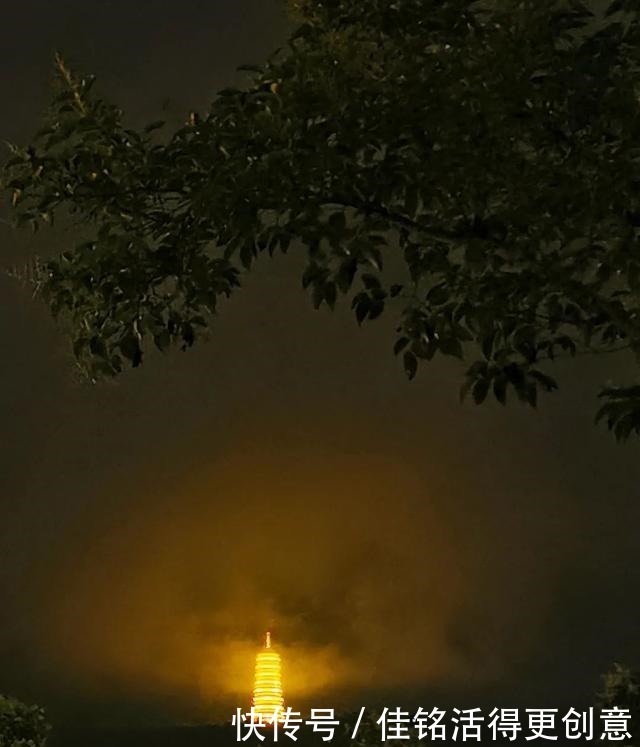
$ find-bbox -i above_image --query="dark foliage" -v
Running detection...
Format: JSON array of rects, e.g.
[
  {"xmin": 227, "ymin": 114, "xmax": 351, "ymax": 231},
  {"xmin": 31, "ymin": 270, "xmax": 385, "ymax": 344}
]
[
  {"xmin": 0, "ymin": 695, "xmax": 50, "ymax": 747},
  {"xmin": 3, "ymin": 0, "xmax": 640, "ymax": 438}
]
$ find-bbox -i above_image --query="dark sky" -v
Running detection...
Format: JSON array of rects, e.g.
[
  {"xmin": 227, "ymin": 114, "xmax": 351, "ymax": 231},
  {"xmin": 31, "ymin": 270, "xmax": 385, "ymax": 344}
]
[{"xmin": 1, "ymin": 0, "xmax": 639, "ymax": 732}]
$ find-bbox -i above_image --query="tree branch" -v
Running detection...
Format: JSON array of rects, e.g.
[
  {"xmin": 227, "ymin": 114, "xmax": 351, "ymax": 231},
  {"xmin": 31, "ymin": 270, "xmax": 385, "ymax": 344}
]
[{"xmin": 321, "ymin": 194, "xmax": 465, "ymax": 246}]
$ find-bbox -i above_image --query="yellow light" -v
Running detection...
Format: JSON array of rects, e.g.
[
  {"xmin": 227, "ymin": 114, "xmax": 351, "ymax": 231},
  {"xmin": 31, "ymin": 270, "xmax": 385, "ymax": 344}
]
[{"xmin": 252, "ymin": 631, "xmax": 284, "ymax": 721}]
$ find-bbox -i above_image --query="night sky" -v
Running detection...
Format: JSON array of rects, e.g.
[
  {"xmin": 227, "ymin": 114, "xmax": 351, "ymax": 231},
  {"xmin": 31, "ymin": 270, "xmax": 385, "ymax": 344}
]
[{"xmin": 1, "ymin": 0, "xmax": 639, "ymax": 732}]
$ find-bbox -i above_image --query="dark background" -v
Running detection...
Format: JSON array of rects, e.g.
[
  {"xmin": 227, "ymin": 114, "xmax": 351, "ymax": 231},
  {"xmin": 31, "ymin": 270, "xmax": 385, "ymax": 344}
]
[{"xmin": 1, "ymin": 0, "xmax": 639, "ymax": 743}]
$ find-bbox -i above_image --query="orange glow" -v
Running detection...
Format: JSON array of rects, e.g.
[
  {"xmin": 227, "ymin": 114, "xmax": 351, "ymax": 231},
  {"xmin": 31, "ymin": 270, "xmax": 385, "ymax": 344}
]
[{"xmin": 252, "ymin": 631, "xmax": 284, "ymax": 721}]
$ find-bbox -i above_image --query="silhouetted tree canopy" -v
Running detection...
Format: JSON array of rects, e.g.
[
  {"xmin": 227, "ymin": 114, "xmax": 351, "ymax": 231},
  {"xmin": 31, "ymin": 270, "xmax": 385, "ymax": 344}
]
[
  {"xmin": 0, "ymin": 695, "xmax": 50, "ymax": 747},
  {"xmin": 597, "ymin": 663, "xmax": 640, "ymax": 745},
  {"xmin": 3, "ymin": 0, "xmax": 640, "ymax": 439}
]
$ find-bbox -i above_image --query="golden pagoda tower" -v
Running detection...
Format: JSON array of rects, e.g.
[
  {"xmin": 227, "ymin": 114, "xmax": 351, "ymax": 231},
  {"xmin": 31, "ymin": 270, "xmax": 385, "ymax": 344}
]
[{"xmin": 252, "ymin": 631, "xmax": 284, "ymax": 721}]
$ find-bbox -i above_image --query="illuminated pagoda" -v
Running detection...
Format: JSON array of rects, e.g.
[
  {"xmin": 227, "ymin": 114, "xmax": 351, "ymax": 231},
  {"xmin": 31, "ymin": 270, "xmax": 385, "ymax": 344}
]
[{"xmin": 252, "ymin": 631, "xmax": 285, "ymax": 721}]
